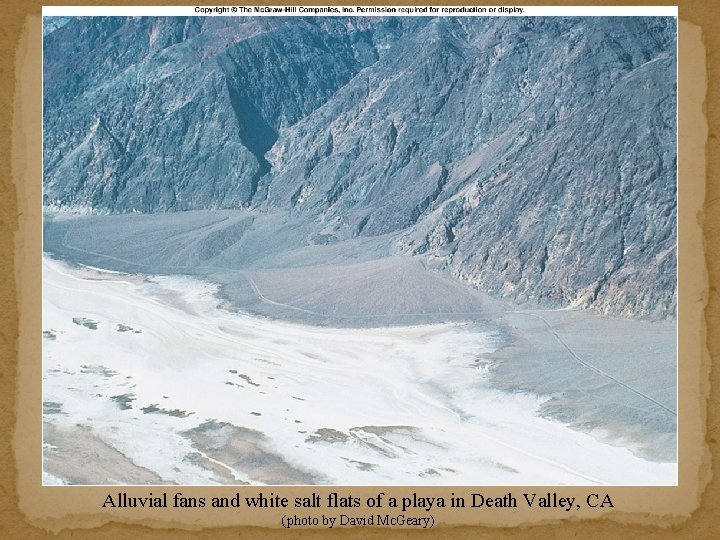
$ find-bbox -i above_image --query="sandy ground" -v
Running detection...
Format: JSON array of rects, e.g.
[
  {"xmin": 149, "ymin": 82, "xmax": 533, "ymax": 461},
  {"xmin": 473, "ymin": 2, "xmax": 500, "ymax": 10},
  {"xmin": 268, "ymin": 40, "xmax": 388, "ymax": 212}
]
[
  {"xmin": 489, "ymin": 309, "xmax": 676, "ymax": 462},
  {"xmin": 42, "ymin": 256, "xmax": 676, "ymax": 485}
]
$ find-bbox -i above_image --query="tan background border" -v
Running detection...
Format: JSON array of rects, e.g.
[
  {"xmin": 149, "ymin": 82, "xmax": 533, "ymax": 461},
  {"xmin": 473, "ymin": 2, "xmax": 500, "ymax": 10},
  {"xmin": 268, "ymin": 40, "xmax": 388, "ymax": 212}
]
[{"xmin": 3, "ymin": 0, "xmax": 717, "ymax": 537}]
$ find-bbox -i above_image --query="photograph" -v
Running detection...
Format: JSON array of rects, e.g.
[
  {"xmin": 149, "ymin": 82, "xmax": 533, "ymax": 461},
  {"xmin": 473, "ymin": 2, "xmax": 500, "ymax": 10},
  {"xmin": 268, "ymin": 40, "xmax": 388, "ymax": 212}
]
[{"xmin": 41, "ymin": 13, "xmax": 678, "ymax": 486}]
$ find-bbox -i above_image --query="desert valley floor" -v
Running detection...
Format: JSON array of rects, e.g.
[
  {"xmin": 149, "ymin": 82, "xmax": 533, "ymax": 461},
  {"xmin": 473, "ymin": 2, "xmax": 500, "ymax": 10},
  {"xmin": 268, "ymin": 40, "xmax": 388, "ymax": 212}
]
[{"xmin": 42, "ymin": 256, "xmax": 676, "ymax": 486}]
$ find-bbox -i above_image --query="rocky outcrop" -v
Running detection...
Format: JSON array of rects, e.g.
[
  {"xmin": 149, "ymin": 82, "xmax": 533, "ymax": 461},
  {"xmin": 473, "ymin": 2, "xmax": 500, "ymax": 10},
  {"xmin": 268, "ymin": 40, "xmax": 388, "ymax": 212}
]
[
  {"xmin": 43, "ymin": 16, "xmax": 677, "ymax": 317},
  {"xmin": 43, "ymin": 17, "xmax": 415, "ymax": 211}
]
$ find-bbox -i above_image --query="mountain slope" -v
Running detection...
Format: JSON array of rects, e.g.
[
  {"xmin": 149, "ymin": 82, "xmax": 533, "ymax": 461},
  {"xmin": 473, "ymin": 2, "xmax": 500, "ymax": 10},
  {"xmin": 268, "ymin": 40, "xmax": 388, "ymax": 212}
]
[
  {"xmin": 43, "ymin": 16, "xmax": 677, "ymax": 317},
  {"xmin": 258, "ymin": 17, "xmax": 676, "ymax": 317},
  {"xmin": 43, "ymin": 17, "xmax": 419, "ymax": 210}
]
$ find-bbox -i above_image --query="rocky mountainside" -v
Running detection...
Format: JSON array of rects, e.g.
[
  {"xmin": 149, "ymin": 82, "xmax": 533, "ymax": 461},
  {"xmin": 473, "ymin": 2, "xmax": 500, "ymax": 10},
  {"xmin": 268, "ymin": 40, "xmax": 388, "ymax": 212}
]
[
  {"xmin": 44, "ymin": 17, "xmax": 417, "ymax": 209},
  {"xmin": 43, "ymin": 16, "xmax": 677, "ymax": 318}
]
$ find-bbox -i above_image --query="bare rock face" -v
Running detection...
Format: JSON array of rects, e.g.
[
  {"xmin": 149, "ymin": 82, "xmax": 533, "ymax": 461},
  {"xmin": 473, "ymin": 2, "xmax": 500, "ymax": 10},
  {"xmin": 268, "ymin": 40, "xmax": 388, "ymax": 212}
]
[
  {"xmin": 43, "ymin": 17, "xmax": 414, "ymax": 211},
  {"xmin": 43, "ymin": 16, "xmax": 677, "ymax": 318}
]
